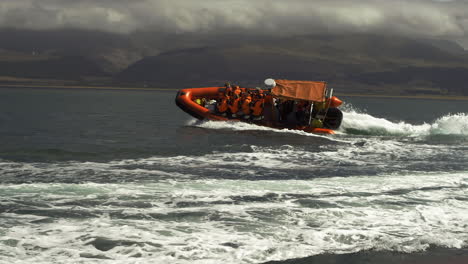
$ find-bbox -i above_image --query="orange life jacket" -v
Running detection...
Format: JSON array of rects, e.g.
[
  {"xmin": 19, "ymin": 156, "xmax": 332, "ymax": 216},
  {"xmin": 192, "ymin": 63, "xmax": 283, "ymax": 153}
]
[
  {"xmin": 252, "ymin": 98, "xmax": 264, "ymax": 116},
  {"xmin": 229, "ymin": 98, "xmax": 240, "ymax": 114},
  {"xmin": 241, "ymin": 97, "xmax": 252, "ymax": 115},
  {"xmin": 217, "ymin": 97, "xmax": 229, "ymax": 113},
  {"xmin": 233, "ymin": 87, "xmax": 241, "ymax": 98}
]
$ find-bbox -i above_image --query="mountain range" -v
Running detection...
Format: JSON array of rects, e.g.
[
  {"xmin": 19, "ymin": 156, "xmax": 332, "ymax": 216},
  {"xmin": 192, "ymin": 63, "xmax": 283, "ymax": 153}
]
[{"xmin": 1, "ymin": 29, "xmax": 467, "ymax": 96}]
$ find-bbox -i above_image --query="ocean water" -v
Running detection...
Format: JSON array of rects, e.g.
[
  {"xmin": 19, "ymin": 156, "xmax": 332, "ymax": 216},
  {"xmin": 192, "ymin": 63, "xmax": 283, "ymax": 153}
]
[{"xmin": 0, "ymin": 88, "xmax": 467, "ymax": 264}]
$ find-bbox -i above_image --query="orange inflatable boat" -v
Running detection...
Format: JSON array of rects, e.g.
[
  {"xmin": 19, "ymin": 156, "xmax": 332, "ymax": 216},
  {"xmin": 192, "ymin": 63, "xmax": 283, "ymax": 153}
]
[{"xmin": 175, "ymin": 79, "xmax": 343, "ymax": 134}]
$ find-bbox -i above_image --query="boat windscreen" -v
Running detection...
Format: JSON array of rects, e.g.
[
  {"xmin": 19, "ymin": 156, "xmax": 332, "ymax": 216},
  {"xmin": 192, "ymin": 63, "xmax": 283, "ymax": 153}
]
[{"xmin": 272, "ymin": 79, "xmax": 326, "ymax": 102}]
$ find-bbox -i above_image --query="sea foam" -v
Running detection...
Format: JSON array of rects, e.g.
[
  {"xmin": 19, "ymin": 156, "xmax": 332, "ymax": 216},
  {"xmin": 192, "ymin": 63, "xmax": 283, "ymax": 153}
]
[
  {"xmin": 1, "ymin": 173, "xmax": 467, "ymax": 264},
  {"xmin": 341, "ymin": 108, "xmax": 468, "ymax": 137},
  {"xmin": 187, "ymin": 108, "xmax": 468, "ymax": 139}
]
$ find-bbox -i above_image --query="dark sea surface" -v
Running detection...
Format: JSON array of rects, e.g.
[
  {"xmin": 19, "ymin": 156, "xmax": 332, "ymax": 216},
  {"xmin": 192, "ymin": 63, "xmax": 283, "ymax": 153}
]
[{"xmin": 1, "ymin": 87, "xmax": 467, "ymax": 264}]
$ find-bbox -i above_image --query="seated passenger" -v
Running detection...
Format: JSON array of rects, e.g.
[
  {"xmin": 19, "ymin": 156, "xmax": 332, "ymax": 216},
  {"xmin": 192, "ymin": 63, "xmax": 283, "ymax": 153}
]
[
  {"xmin": 194, "ymin": 98, "xmax": 206, "ymax": 106},
  {"xmin": 275, "ymin": 98, "xmax": 282, "ymax": 121},
  {"xmin": 295, "ymin": 101, "xmax": 308, "ymax": 126},
  {"xmin": 279, "ymin": 100, "xmax": 293, "ymax": 122},
  {"xmin": 217, "ymin": 93, "xmax": 229, "ymax": 116},
  {"xmin": 224, "ymin": 82, "xmax": 233, "ymax": 96},
  {"xmin": 228, "ymin": 97, "xmax": 241, "ymax": 118},
  {"xmin": 232, "ymin": 85, "xmax": 242, "ymax": 99},
  {"xmin": 312, "ymin": 118, "xmax": 323, "ymax": 128},
  {"xmin": 312, "ymin": 101, "xmax": 327, "ymax": 119},
  {"xmin": 251, "ymin": 94, "xmax": 265, "ymax": 121},
  {"xmin": 241, "ymin": 95, "xmax": 252, "ymax": 120}
]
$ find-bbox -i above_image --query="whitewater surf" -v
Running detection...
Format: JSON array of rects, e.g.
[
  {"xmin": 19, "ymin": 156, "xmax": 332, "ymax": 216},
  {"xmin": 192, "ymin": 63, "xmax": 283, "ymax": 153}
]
[{"xmin": 1, "ymin": 88, "xmax": 467, "ymax": 264}]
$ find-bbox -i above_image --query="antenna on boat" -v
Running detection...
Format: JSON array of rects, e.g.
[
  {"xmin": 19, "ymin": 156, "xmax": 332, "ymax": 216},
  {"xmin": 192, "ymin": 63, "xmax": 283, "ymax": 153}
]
[
  {"xmin": 328, "ymin": 88, "xmax": 334, "ymax": 99},
  {"xmin": 308, "ymin": 102, "xmax": 314, "ymax": 126},
  {"xmin": 321, "ymin": 88, "xmax": 334, "ymax": 126}
]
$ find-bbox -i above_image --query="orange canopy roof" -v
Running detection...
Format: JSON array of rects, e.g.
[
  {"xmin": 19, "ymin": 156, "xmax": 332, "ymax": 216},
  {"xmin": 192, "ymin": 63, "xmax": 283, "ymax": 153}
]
[{"xmin": 271, "ymin": 79, "xmax": 327, "ymax": 102}]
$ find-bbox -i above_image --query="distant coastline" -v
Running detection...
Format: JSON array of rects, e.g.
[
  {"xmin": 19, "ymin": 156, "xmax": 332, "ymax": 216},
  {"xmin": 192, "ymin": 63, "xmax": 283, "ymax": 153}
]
[
  {"xmin": 0, "ymin": 83, "xmax": 173, "ymax": 92},
  {"xmin": 1, "ymin": 83, "xmax": 468, "ymax": 101}
]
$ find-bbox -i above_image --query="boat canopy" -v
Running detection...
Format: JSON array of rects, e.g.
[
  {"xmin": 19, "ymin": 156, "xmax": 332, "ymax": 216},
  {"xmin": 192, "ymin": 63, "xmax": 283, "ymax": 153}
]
[{"xmin": 271, "ymin": 79, "xmax": 327, "ymax": 102}]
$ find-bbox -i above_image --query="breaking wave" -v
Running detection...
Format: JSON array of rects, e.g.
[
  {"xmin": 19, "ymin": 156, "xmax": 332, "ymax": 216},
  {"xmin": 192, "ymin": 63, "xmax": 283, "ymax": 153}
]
[
  {"xmin": 429, "ymin": 114, "xmax": 468, "ymax": 136},
  {"xmin": 340, "ymin": 109, "xmax": 429, "ymax": 136},
  {"xmin": 340, "ymin": 108, "xmax": 468, "ymax": 138}
]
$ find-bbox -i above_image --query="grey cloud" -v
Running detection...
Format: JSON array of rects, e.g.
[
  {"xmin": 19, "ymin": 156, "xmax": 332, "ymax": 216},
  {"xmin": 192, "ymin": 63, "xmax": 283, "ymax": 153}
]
[{"xmin": 0, "ymin": 0, "xmax": 467, "ymax": 38}]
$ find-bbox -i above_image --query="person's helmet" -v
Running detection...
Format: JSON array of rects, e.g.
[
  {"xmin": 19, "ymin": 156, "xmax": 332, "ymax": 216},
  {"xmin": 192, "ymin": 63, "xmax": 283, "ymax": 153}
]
[
  {"xmin": 235, "ymin": 85, "xmax": 240, "ymax": 89},
  {"xmin": 225, "ymin": 82, "xmax": 231, "ymax": 87}
]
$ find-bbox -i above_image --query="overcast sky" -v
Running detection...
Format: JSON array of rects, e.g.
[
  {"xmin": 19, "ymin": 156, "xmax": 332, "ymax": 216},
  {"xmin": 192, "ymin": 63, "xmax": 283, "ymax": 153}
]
[{"xmin": 0, "ymin": 0, "xmax": 467, "ymax": 41}]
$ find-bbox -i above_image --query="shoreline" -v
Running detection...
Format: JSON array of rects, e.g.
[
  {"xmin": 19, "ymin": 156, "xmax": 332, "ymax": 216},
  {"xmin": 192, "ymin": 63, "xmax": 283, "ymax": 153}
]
[
  {"xmin": 0, "ymin": 83, "xmax": 174, "ymax": 92},
  {"xmin": 1, "ymin": 84, "xmax": 468, "ymax": 100}
]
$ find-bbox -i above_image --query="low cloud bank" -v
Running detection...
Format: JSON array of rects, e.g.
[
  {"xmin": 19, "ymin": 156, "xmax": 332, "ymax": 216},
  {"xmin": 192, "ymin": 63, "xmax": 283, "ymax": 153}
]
[{"xmin": 0, "ymin": 0, "xmax": 466, "ymax": 39}]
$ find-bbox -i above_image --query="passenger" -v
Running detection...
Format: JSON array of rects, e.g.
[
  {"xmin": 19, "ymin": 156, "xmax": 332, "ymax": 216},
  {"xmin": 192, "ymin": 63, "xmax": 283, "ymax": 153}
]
[
  {"xmin": 194, "ymin": 98, "xmax": 206, "ymax": 106},
  {"xmin": 217, "ymin": 93, "xmax": 229, "ymax": 116},
  {"xmin": 312, "ymin": 118, "xmax": 323, "ymax": 128},
  {"xmin": 312, "ymin": 101, "xmax": 326, "ymax": 118},
  {"xmin": 303, "ymin": 101, "xmax": 311, "ymax": 124},
  {"xmin": 233, "ymin": 85, "xmax": 242, "ymax": 99},
  {"xmin": 228, "ymin": 96, "xmax": 241, "ymax": 118},
  {"xmin": 279, "ymin": 100, "xmax": 293, "ymax": 122},
  {"xmin": 312, "ymin": 102, "xmax": 326, "ymax": 116},
  {"xmin": 311, "ymin": 101, "xmax": 327, "ymax": 128},
  {"xmin": 241, "ymin": 95, "xmax": 252, "ymax": 120},
  {"xmin": 295, "ymin": 101, "xmax": 307, "ymax": 125},
  {"xmin": 275, "ymin": 98, "xmax": 283, "ymax": 122},
  {"xmin": 224, "ymin": 82, "xmax": 233, "ymax": 97},
  {"xmin": 251, "ymin": 94, "xmax": 265, "ymax": 121}
]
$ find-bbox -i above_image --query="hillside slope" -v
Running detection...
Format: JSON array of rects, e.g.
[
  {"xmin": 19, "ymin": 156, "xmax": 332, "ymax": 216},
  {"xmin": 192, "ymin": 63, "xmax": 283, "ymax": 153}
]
[
  {"xmin": 118, "ymin": 34, "xmax": 468, "ymax": 95},
  {"xmin": 0, "ymin": 29, "xmax": 144, "ymax": 84},
  {"xmin": 1, "ymin": 29, "xmax": 467, "ymax": 96}
]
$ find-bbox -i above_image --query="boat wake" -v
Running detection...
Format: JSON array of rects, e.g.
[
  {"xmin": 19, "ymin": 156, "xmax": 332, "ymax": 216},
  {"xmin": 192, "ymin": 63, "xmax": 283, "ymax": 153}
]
[
  {"xmin": 186, "ymin": 119, "xmax": 344, "ymax": 142},
  {"xmin": 1, "ymin": 134, "xmax": 467, "ymax": 185},
  {"xmin": 1, "ymin": 120, "xmax": 467, "ymax": 263},
  {"xmin": 341, "ymin": 108, "xmax": 468, "ymax": 138},
  {"xmin": 186, "ymin": 108, "xmax": 468, "ymax": 141},
  {"xmin": 1, "ymin": 173, "xmax": 467, "ymax": 264}
]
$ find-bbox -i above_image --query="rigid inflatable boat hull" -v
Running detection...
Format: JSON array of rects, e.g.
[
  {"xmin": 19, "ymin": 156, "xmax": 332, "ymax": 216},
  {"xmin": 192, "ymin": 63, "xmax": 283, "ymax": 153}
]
[{"xmin": 175, "ymin": 87, "xmax": 342, "ymax": 135}]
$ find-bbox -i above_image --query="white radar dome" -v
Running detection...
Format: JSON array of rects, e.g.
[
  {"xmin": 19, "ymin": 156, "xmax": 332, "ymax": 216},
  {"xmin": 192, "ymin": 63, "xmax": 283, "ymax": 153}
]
[{"xmin": 264, "ymin": 78, "xmax": 276, "ymax": 88}]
